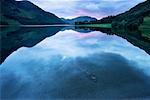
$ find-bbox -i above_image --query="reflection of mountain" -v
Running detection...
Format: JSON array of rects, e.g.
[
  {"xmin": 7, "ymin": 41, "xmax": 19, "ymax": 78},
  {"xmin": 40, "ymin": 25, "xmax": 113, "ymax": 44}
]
[
  {"xmin": 75, "ymin": 26, "xmax": 112, "ymax": 34},
  {"xmin": 0, "ymin": 26, "xmax": 63, "ymax": 64},
  {"xmin": 112, "ymin": 30, "xmax": 150, "ymax": 55},
  {"xmin": 61, "ymin": 16, "xmax": 97, "ymax": 24},
  {"xmin": 62, "ymin": 26, "xmax": 93, "ymax": 33},
  {"xmin": 75, "ymin": 26, "xmax": 150, "ymax": 55},
  {"xmin": 1, "ymin": 25, "xmax": 149, "ymax": 64},
  {"xmin": 0, "ymin": 0, "xmax": 64, "ymax": 25}
]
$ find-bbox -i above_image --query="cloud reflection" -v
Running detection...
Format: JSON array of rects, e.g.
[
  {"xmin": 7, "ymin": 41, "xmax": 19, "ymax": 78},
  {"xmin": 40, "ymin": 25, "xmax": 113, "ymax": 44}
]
[
  {"xmin": 1, "ymin": 52, "xmax": 150, "ymax": 99},
  {"xmin": 1, "ymin": 30, "xmax": 150, "ymax": 99}
]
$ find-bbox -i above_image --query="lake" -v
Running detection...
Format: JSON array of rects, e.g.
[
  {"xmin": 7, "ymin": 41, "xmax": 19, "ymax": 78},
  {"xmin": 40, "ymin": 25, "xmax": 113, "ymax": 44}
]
[{"xmin": 0, "ymin": 26, "xmax": 150, "ymax": 99}]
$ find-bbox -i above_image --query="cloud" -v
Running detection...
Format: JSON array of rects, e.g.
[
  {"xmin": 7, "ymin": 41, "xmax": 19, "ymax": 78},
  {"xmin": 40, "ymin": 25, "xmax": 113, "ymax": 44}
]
[
  {"xmin": 17, "ymin": 0, "xmax": 145, "ymax": 18},
  {"xmin": 75, "ymin": 0, "xmax": 146, "ymax": 18}
]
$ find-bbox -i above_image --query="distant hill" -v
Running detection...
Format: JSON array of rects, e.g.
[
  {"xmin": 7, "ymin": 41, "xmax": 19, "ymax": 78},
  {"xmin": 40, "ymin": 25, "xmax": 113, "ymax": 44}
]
[
  {"xmin": 0, "ymin": 0, "xmax": 64, "ymax": 25},
  {"xmin": 62, "ymin": 16, "xmax": 97, "ymax": 24}
]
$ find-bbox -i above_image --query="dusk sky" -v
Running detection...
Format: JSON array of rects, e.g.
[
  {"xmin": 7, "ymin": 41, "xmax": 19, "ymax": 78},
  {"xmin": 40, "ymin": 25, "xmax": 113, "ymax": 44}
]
[{"xmin": 17, "ymin": 0, "xmax": 146, "ymax": 19}]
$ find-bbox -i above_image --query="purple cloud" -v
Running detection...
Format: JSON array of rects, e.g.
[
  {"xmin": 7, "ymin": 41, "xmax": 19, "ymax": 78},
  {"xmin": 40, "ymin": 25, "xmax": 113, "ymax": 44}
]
[{"xmin": 17, "ymin": 0, "xmax": 146, "ymax": 19}]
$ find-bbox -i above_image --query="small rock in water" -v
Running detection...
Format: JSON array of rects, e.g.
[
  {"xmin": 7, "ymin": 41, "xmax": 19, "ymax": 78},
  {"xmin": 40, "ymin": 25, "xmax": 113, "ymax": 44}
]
[
  {"xmin": 88, "ymin": 74, "xmax": 97, "ymax": 83},
  {"xmin": 91, "ymin": 75, "xmax": 96, "ymax": 80}
]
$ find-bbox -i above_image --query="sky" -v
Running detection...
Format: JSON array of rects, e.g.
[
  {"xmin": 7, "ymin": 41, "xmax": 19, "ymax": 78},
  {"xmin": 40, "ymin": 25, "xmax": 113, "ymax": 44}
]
[{"xmin": 17, "ymin": 0, "xmax": 146, "ymax": 19}]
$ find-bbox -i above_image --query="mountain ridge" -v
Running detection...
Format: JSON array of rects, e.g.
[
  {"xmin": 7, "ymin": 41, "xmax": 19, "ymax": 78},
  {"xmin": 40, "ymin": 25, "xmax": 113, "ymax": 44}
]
[{"xmin": 0, "ymin": 0, "xmax": 65, "ymax": 25}]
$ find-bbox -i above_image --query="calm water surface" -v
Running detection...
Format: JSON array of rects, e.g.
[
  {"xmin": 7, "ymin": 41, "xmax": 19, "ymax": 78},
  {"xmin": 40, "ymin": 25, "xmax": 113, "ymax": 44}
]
[{"xmin": 1, "ymin": 28, "xmax": 150, "ymax": 99}]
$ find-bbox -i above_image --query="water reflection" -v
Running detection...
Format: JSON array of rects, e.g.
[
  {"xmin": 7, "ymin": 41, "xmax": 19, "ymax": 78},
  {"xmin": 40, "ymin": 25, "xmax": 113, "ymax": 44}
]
[
  {"xmin": 0, "ymin": 26, "xmax": 63, "ymax": 63},
  {"xmin": 0, "ymin": 27, "xmax": 150, "ymax": 99}
]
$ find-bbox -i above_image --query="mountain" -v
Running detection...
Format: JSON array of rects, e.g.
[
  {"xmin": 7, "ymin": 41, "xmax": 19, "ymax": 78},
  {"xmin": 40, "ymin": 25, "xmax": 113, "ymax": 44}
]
[
  {"xmin": 0, "ymin": 0, "xmax": 65, "ymax": 25},
  {"xmin": 61, "ymin": 16, "xmax": 97, "ymax": 24}
]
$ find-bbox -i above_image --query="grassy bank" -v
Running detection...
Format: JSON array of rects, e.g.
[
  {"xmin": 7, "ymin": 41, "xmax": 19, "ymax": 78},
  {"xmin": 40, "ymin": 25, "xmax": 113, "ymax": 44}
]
[
  {"xmin": 139, "ymin": 16, "xmax": 150, "ymax": 29},
  {"xmin": 139, "ymin": 16, "xmax": 150, "ymax": 40},
  {"xmin": 76, "ymin": 24, "xmax": 112, "ymax": 28}
]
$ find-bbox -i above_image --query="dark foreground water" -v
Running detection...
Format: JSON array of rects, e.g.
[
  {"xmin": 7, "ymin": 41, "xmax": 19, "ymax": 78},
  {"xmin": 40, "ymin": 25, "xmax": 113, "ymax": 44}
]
[{"xmin": 0, "ymin": 27, "xmax": 150, "ymax": 99}]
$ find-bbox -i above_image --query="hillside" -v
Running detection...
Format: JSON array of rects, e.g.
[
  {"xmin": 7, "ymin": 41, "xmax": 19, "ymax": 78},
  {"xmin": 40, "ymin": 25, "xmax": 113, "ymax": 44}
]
[
  {"xmin": 139, "ymin": 14, "xmax": 150, "ymax": 40},
  {"xmin": 0, "ymin": 0, "xmax": 64, "ymax": 25},
  {"xmin": 112, "ymin": 0, "xmax": 150, "ymax": 30}
]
